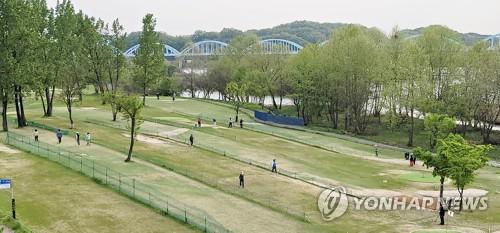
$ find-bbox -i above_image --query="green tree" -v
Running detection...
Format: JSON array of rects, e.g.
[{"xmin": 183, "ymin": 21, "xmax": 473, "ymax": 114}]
[
  {"xmin": 443, "ymin": 134, "xmax": 490, "ymax": 211},
  {"xmin": 116, "ymin": 95, "xmax": 144, "ymax": 162},
  {"xmin": 133, "ymin": 14, "xmax": 165, "ymax": 106},
  {"xmin": 225, "ymin": 81, "xmax": 248, "ymax": 120},
  {"xmin": 424, "ymin": 114, "xmax": 456, "ymax": 149}
]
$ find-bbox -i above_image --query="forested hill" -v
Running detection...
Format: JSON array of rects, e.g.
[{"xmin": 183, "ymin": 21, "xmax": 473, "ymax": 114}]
[{"xmin": 125, "ymin": 21, "xmax": 493, "ymax": 51}]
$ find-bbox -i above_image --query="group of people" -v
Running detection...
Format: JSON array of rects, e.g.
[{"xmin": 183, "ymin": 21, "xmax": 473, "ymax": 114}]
[
  {"xmin": 228, "ymin": 117, "xmax": 244, "ymax": 128},
  {"xmin": 404, "ymin": 151, "xmax": 417, "ymax": 166},
  {"xmin": 33, "ymin": 129, "xmax": 92, "ymax": 146}
]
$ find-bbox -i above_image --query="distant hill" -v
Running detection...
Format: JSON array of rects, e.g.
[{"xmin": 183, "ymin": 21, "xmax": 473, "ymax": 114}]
[
  {"xmin": 125, "ymin": 21, "xmax": 495, "ymax": 51},
  {"xmin": 400, "ymin": 27, "xmax": 490, "ymax": 46}
]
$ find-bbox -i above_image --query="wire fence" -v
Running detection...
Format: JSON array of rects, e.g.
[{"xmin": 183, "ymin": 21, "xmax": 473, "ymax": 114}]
[
  {"xmin": 84, "ymin": 118, "xmax": 313, "ymax": 222},
  {"xmin": 4, "ymin": 131, "xmax": 230, "ymax": 233}
]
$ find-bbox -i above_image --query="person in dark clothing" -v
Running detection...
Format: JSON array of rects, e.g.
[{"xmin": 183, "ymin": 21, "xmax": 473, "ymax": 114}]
[
  {"xmin": 404, "ymin": 152, "xmax": 409, "ymax": 160},
  {"xmin": 76, "ymin": 132, "xmax": 81, "ymax": 146},
  {"xmin": 56, "ymin": 129, "xmax": 63, "ymax": 144},
  {"xmin": 271, "ymin": 159, "xmax": 277, "ymax": 173},
  {"xmin": 439, "ymin": 204, "xmax": 446, "ymax": 225},
  {"xmin": 189, "ymin": 134, "xmax": 194, "ymax": 146},
  {"xmin": 374, "ymin": 145, "xmax": 379, "ymax": 157},
  {"xmin": 240, "ymin": 119, "xmax": 243, "ymax": 128},
  {"xmin": 228, "ymin": 118, "xmax": 233, "ymax": 128},
  {"xmin": 197, "ymin": 118, "xmax": 201, "ymax": 128},
  {"xmin": 239, "ymin": 171, "xmax": 244, "ymax": 188},
  {"xmin": 410, "ymin": 155, "xmax": 414, "ymax": 167},
  {"xmin": 156, "ymin": 92, "xmax": 160, "ymax": 100}
]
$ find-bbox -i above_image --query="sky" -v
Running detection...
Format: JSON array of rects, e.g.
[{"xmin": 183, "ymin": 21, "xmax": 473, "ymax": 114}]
[{"xmin": 46, "ymin": 0, "xmax": 500, "ymax": 36}]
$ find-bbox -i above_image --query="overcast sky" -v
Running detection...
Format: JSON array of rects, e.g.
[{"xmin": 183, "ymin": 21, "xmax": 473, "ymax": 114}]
[{"xmin": 46, "ymin": 0, "xmax": 499, "ymax": 36}]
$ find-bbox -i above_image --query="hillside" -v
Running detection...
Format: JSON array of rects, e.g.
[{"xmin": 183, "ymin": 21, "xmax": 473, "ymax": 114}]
[{"xmin": 125, "ymin": 20, "xmax": 495, "ymax": 51}]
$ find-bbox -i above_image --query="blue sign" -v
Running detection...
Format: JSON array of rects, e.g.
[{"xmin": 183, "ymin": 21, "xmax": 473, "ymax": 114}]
[{"xmin": 0, "ymin": 179, "xmax": 11, "ymax": 189}]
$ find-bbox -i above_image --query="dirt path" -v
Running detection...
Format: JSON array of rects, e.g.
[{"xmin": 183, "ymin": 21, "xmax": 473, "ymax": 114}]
[{"xmin": 10, "ymin": 127, "xmax": 305, "ymax": 233}]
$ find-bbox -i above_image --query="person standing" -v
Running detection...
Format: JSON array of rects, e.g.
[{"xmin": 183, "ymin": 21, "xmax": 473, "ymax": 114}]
[
  {"xmin": 271, "ymin": 159, "xmax": 277, "ymax": 173},
  {"xmin": 439, "ymin": 204, "xmax": 446, "ymax": 225},
  {"xmin": 374, "ymin": 145, "xmax": 379, "ymax": 157},
  {"xmin": 228, "ymin": 118, "xmax": 233, "ymax": 128},
  {"xmin": 197, "ymin": 118, "xmax": 202, "ymax": 128},
  {"xmin": 56, "ymin": 129, "xmax": 63, "ymax": 144},
  {"xmin": 33, "ymin": 129, "xmax": 39, "ymax": 142},
  {"xmin": 239, "ymin": 171, "xmax": 245, "ymax": 188},
  {"xmin": 189, "ymin": 134, "xmax": 194, "ymax": 146},
  {"xmin": 240, "ymin": 119, "xmax": 243, "ymax": 128},
  {"xmin": 213, "ymin": 118, "xmax": 217, "ymax": 127},
  {"xmin": 85, "ymin": 132, "xmax": 91, "ymax": 146},
  {"xmin": 156, "ymin": 92, "xmax": 160, "ymax": 100},
  {"xmin": 76, "ymin": 132, "xmax": 81, "ymax": 146},
  {"xmin": 172, "ymin": 93, "xmax": 176, "ymax": 101}
]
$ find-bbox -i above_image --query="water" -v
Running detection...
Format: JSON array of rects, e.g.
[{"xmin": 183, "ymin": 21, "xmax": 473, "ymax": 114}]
[{"xmin": 181, "ymin": 91, "xmax": 294, "ymax": 106}]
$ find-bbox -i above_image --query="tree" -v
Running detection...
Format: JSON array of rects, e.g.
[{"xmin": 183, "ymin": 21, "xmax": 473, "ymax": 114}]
[
  {"xmin": 424, "ymin": 114, "xmax": 456, "ymax": 149},
  {"xmin": 133, "ymin": 14, "xmax": 165, "ymax": 106},
  {"xmin": 116, "ymin": 95, "xmax": 144, "ymax": 162},
  {"xmin": 109, "ymin": 18, "xmax": 127, "ymax": 121},
  {"xmin": 443, "ymin": 134, "xmax": 490, "ymax": 211},
  {"xmin": 226, "ymin": 81, "xmax": 247, "ymax": 120},
  {"xmin": 53, "ymin": 1, "xmax": 86, "ymax": 128}
]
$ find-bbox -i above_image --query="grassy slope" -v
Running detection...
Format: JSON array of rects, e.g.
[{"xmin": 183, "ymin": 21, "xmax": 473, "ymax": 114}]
[{"xmin": 0, "ymin": 145, "xmax": 196, "ymax": 233}]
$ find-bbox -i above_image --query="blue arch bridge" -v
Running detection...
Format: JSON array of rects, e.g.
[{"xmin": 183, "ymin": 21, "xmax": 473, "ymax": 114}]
[{"xmin": 124, "ymin": 38, "xmax": 304, "ymax": 58}]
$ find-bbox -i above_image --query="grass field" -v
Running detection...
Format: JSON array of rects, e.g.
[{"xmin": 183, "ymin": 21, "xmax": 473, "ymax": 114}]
[
  {"xmin": 0, "ymin": 143, "xmax": 196, "ymax": 233},
  {"xmin": 2, "ymin": 95, "xmax": 499, "ymax": 232}
]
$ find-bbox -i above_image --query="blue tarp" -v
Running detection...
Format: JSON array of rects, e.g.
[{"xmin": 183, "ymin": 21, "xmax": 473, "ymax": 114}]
[{"xmin": 254, "ymin": 111, "xmax": 304, "ymax": 126}]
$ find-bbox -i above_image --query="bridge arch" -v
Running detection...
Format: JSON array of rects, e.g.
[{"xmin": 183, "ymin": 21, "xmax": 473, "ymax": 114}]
[
  {"xmin": 180, "ymin": 40, "xmax": 229, "ymax": 56},
  {"xmin": 259, "ymin": 39, "xmax": 303, "ymax": 54},
  {"xmin": 484, "ymin": 34, "xmax": 500, "ymax": 49},
  {"xmin": 124, "ymin": 44, "xmax": 180, "ymax": 58}
]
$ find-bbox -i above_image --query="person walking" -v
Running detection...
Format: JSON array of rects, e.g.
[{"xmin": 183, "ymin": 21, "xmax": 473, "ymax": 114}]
[
  {"xmin": 240, "ymin": 119, "xmax": 244, "ymax": 128},
  {"xmin": 213, "ymin": 118, "xmax": 217, "ymax": 127},
  {"xmin": 239, "ymin": 171, "xmax": 245, "ymax": 188},
  {"xmin": 228, "ymin": 117, "xmax": 233, "ymax": 128},
  {"xmin": 156, "ymin": 92, "xmax": 160, "ymax": 100},
  {"xmin": 76, "ymin": 132, "xmax": 81, "ymax": 146},
  {"xmin": 374, "ymin": 145, "xmax": 379, "ymax": 157},
  {"xmin": 85, "ymin": 132, "xmax": 91, "ymax": 146},
  {"xmin": 56, "ymin": 129, "xmax": 63, "ymax": 144},
  {"xmin": 271, "ymin": 159, "xmax": 277, "ymax": 173},
  {"xmin": 189, "ymin": 134, "xmax": 194, "ymax": 146},
  {"xmin": 172, "ymin": 93, "xmax": 176, "ymax": 101},
  {"xmin": 33, "ymin": 129, "xmax": 39, "ymax": 142},
  {"xmin": 197, "ymin": 118, "xmax": 202, "ymax": 128}
]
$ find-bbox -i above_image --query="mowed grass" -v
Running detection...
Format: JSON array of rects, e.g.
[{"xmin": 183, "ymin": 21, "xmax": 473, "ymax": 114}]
[
  {"xmin": 9, "ymin": 124, "xmax": 311, "ymax": 233},
  {"xmin": 0, "ymin": 144, "xmax": 196, "ymax": 233}
]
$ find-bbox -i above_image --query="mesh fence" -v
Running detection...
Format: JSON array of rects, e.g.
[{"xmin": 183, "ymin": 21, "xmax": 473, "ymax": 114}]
[
  {"xmin": 4, "ymin": 132, "xmax": 230, "ymax": 233},
  {"xmin": 84, "ymin": 118, "xmax": 312, "ymax": 222}
]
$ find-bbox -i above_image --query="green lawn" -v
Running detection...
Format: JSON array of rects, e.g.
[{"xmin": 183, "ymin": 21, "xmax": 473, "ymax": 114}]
[{"xmin": 0, "ymin": 144, "xmax": 196, "ymax": 233}]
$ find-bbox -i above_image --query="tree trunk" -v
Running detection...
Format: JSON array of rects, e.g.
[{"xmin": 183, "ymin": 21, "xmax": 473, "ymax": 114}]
[
  {"xmin": 439, "ymin": 176, "xmax": 445, "ymax": 199},
  {"xmin": 67, "ymin": 97, "xmax": 74, "ymax": 129},
  {"xmin": 1, "ymin": 91, "xmax": 8, "ymax": 132},
  {"xmin": 125, "ymin": 117, "xmax": 136, "ymax": 162},
  {"xmin": 39, "ymin": 90, "xmax": 47, "ymax": 116},
  {"xmin": 19, "ymin": 86, "xmax": 26, "ymax": 127},
  {"xmin": 458, "ymin": 186, "xmax": 464, "ymax": 211},
  {"xmin": 408, "ymin": 107, "xmax": 414, "ymax": 147},
  {"xmin": 143, "ymin": 83, "xmax": 147, "ymax": 106},
  {"xmin": 14, "ymin": 86, "xmax": 22, "ymax": 127}
]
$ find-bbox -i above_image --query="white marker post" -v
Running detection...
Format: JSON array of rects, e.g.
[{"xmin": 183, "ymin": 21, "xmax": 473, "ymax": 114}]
[{"xmin": 0, "ymin": 179, "xmax": 14, "ymax": 219}]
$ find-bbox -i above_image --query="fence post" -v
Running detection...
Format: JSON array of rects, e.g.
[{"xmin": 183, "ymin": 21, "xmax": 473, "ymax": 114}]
[
  {"xmin": 204, "ymin": 216, "xmax": 207, "ymax": 233},
  {"xmin": 92, "ymin": 160, "xmax": 95, "ymax": 178},
  {"xmin": 119, "ymin": 173, "xmax": 121, "ymax": 192},
  {"xmin": 148, "ymin": 192, "xmax": 151, "ymax": 205},
  {"xmin": 166, "ymin": 201, "xmax": 169, "ymax": 215},
  {"xmin": 133, "ymin": 179, "xmax": 135, "ymax": 197},
  {"xmin": 6, "ymin": 132, "xmax": 9, "ymax": 144},
  {"xmin": 105, "ymin": 168, "xmax": 108, "ymax": 184},
  {"xmin": 80, "ymin": 158, "xmax": 83, "ymax": 172}
]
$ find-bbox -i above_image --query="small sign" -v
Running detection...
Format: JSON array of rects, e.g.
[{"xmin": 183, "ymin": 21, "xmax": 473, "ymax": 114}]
[{"xmin": 0, "ymin": 179, "xmax": 11, "ymax": 189}]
